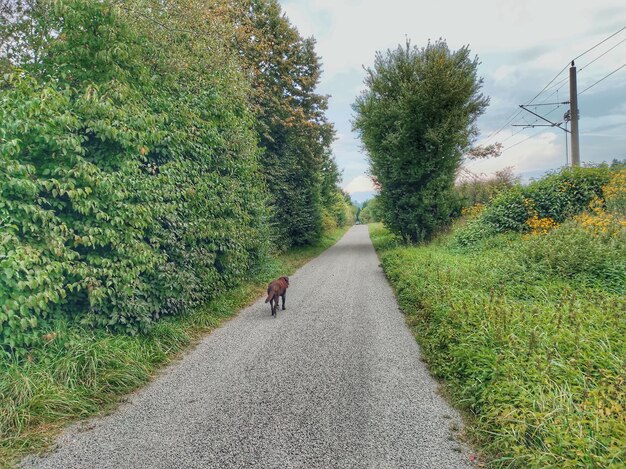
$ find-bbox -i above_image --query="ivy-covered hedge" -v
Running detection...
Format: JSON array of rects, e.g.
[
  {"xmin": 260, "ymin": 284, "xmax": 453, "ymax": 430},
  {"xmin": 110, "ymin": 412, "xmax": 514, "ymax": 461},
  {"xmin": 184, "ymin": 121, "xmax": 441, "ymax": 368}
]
[
  {"xmin": 0, "ymin": 0, "xmax": 272, "ymax": 353},
  {"xmin": 1, "ymin": 0, "xmax": 354, "ymax": 354}
]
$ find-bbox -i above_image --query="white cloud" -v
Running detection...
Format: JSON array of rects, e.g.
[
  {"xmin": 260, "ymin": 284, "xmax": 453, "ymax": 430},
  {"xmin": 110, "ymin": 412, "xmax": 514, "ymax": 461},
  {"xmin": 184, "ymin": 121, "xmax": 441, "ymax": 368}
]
[
  {"xmin": 493, "ymin": 65, "xmax": 518, "ymax": 83},
  {"xmin": 282, "ymin": 0, "xmax": 626, "ymax": 78},
  {"xmin": 343, "ymin": 175, "xmax": 376, "ymax": 193}
]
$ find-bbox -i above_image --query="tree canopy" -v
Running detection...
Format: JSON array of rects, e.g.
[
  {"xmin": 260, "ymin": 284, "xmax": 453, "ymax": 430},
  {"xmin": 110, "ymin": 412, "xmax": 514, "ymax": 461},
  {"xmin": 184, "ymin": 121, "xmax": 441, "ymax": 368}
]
[
  {"xmin": 227, "ymin": 0, "xmax": 339, "ymax": 247},
  {"xmin": 353, "ymin": 40, "xmax": 489, "ymax": 242}
]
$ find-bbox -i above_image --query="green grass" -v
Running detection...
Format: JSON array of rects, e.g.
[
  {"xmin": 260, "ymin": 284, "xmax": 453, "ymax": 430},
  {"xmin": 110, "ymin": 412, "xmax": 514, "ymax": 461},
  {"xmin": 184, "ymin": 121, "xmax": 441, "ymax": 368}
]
[
  {"xmin": 369, "ymin": 222, "xmax": 625, "ymax": 468},
  {"xmin": 0, "ymin": 226, "xmax": 349, "ymax": 467}
]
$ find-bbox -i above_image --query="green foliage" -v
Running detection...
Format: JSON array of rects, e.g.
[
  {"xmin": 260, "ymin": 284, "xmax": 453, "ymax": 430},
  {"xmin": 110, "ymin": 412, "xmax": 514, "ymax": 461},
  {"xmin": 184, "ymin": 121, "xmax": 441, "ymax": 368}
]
[
  {"xmin": 370, "ymin": 223, "xmax": 625, "ymax": 468},
  {"xmin": 320, "ymin": 159, "xmax": 356, "ymax": 229},
  {"xmin": 519, "ymin": 220, "xmax": 626, "ymax": 293},
  {"xmin": 230, "ymin": 0, "xmax": 341, "ymax": 248},
  {"xmin": 358, "ymin": 196, "xmax": 383, "ymax": 224},
  {"xmin": 455, "ymin": 167, "xmax": 519, "ymax": 208},
  {"xmin": 0, "ymin": 0, "xmax": 347, "ymax": 355},
  {"xmin": 353, "ymin": 39, "xmax": 489, "ymax": 242},
  {"xmin": 1, "ymin": 71, "xmax": 161, "ymax": 350},
  {"xmin": 0, "ymin": 0, "xmax": 271, "ymax": 352},
  {"xmin": 455, "ymin": 166, "xmax": 612, "ymax": 246}
]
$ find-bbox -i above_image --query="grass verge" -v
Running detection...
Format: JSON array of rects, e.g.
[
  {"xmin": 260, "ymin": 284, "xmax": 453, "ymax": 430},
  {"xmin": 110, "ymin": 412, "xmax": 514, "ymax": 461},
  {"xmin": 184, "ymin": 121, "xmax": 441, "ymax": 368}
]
[
  {"xmin": 369, "ymin": 222, "xmax": 625, "ymax": 468},
  {"xmin": 0, "ymin": 226, "xmax": 349, "ymax": 467}
]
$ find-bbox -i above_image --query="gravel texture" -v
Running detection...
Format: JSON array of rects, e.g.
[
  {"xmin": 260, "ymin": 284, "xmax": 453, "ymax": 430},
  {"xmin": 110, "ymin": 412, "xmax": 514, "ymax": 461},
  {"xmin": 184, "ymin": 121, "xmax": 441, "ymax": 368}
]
[{"xmin": 22, "ymin": 225, "xmax": 474, "ymax": 469}]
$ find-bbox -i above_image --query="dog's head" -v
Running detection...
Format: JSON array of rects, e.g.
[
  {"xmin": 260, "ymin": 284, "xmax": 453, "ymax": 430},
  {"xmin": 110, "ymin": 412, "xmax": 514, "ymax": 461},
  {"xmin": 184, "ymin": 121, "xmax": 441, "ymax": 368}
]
[{"xmin": 280, "ymin": 276, "xmax": 289, "ymax": 286}]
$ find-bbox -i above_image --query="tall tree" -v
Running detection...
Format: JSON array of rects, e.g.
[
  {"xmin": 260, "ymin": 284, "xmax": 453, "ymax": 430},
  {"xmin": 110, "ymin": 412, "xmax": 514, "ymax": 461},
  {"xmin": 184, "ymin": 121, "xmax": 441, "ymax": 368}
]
[
  {"xmin": 227, "ymin": 0, "xmax": 336, "ymax": 247},
  {"xmin": 353, "ymin": 40, "xmax": 489, "ymax": 242}
]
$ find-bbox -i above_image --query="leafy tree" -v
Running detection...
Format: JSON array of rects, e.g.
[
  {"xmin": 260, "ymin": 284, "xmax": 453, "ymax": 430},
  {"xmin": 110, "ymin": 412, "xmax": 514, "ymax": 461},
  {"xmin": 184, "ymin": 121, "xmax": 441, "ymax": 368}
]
[
  {"xmin": 353, "ymin": 40, "xmax": 489, "ymax": 242},
  {"xmin": 227, "ymin": 0, "xmax": 337, "ymax": 247},
  {"xmin": 359, "ymin": 197, "xmax": 382, "ymax": 224},
  {"xmin": 455, "ymin": 167, "xmax": 520, "ymax": 208},
  {"xmin": 0, "ymin": 0, "xmax": 346, "ymax": 353}
]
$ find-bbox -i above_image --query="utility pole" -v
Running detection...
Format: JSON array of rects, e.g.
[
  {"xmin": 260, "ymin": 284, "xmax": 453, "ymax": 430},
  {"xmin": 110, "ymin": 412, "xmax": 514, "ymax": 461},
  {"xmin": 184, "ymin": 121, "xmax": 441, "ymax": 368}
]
[
  {"xmin": 564, "ymin": 110, "xmax": 570, "ymax": 166},
  {"xmin": 569, "ymin": 61, "xmax": 580, "ymax": 166}
]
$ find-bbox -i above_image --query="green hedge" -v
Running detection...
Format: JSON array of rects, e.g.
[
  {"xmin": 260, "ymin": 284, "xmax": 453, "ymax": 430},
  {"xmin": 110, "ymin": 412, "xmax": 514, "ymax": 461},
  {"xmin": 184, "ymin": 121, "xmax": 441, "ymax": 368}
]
[
  {"xmin": 455, "ymin": 166, "xmax": 612, "ymax": 246},
  {"xmin": 0, "ymin": 0, "xmax": 270, "ymax": 353}
]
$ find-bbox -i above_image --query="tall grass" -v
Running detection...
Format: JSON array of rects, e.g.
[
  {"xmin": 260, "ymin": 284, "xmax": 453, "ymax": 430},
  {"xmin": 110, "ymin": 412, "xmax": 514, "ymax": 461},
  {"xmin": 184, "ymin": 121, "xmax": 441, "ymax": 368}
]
[
  {"xmin": 370, "ymin": 220, "xmax": 625, "ymax": 468},
  {"xmin": 0, "ymin": 227, "xmax": 348, "ymax": 467}
]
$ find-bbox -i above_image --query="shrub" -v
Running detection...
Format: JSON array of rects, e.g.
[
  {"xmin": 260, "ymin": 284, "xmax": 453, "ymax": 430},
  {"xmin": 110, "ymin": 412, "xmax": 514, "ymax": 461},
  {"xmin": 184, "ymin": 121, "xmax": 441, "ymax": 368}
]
[
  {"xmin": 1, "ymin": 73, "xmax": 162, "ymax": 350},
  {"xmin": 454, "ymin": 166, "xmax": 612, "ymax": 246},
  {"xmin": 518, "ymin": 220, "xmax": 625, "ymax": 293},
  {"xmin": 455, "ymin": 166, "xmax": 520, "ymax": 207},
  {"xmin": 371, "ymin": 224, "xmax": 626, "ymax": 467}
]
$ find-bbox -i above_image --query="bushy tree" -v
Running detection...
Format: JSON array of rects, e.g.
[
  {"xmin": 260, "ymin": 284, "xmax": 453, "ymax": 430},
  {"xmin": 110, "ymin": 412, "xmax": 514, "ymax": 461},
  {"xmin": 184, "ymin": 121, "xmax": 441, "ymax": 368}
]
[
  {"xmin": 0, "ymin": 0, "xmax": 348, "ymax": 353},
  {"xmin": 359, "ymin": 197, "xmax": 382, "ymax": 224},
  {"xmin": 226, "ymin": 0, "xmax": 338, "ymax": 247},
  {"xmin": 455, "ymin": 167, "xmax": 520, "ymax": 208},
  {"xmin": 353, "ymin": 40, "xmax": 489, "ymax": 242}
]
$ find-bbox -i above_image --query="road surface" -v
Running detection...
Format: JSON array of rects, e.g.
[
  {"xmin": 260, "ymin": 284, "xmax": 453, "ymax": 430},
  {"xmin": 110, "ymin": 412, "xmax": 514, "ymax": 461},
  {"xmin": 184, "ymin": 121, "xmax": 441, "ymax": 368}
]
[{"xmin": 22, "ymin": 225, "xmax": 473, "ymax": 469}]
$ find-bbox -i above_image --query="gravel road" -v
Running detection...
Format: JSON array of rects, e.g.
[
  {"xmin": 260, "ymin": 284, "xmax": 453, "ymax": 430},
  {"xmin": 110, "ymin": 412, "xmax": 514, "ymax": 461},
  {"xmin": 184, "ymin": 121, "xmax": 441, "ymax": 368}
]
[{"xmin": 22, "ymin": 225, "xmax": 473, "ymax": 469}]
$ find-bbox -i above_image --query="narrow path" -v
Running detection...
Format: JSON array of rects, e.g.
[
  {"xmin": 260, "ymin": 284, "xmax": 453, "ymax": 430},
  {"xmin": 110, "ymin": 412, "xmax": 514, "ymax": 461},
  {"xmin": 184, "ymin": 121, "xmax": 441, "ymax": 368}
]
[{"xmin": 22, "ymin": 226, "xmax": 473, "ymax": 469}]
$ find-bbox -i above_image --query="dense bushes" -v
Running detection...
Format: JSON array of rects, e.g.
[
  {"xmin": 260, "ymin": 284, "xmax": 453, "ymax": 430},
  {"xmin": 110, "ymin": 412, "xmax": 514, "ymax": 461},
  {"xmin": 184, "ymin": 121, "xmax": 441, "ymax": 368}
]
[
  {"xmin": 0, "ymin": 227, "xmax": 348, "ymax": 466},
  {"xmin": 0, "ymin": 0, "xmax": 348, "ymax": 354},
  {"xmin": 370, "ymin": 231, "xmax": 625, "ymax": 465},
  {"xmin": 455, "ymin": 167, "xmax": 519, "ymax": 208},
  {"xmin": 358, "ymin": 197, "xmax": 382, "ymax": 224},
  {"xmin": 454, "ymin": 166, "xmax": 613, "ymax": 246}
]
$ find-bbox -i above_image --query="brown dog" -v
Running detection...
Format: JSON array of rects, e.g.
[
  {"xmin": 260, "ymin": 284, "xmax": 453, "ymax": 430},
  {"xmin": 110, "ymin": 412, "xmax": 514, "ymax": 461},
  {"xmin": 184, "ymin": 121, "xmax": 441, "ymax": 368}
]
[{"xmin": 265, "ymin": 276, "xmax": 289, "ymax": 317}]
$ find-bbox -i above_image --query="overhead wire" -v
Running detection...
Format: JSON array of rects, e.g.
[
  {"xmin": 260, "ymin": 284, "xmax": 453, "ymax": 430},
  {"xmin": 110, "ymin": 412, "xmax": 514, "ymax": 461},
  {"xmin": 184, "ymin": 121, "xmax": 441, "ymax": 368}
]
[
  {"xmin": 482, "ymin": 108, "xmax": 524, "ymax": 143},
  {"xmin": 579, "ymin": 63, "xmax": 626, "ymax": 95},
  {"xmin": 480, "ymin": 26, "xmax": 626, "ymax": 147},
  {"xmin": 539, "ymin": 35, "xmax": 626, "ymax": 100},
  {"xmin": 571, "ymin": 26, "xmax": 626, "ymax": 63},
  {"xmin": 525, "ymin": 64, "xmax": 570, "ymax": 106},
  {"xmin": 500, "ymin": 128, "xmax": 546, "ymax": 154},
  {"xmin": 579, "ymin": 36, "xmax": 626, "ymax": 72}
]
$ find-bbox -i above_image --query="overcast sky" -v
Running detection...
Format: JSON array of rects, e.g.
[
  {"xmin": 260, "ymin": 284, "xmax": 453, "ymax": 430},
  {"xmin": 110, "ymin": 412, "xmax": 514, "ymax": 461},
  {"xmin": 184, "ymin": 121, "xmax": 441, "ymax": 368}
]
[{"xmin": 278, "ymin": 0, "xmax": 626, "ymax": 197}]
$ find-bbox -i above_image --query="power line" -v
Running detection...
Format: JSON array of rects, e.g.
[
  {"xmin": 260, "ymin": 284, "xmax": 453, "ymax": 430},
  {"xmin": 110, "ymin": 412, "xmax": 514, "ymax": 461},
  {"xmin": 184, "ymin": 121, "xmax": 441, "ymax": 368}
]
[
  {"xmin": 572, "ymin": 26, "xmax": 626, "ymax": 62},
  {"xmin": 526, "ymin": 26, "xmax": 626, "ymax": 106},
  {"xmin": 579, "ymin": 63, "xmax": 626, "ymax": 95},
  {"xmin": 482, "ymin": 95, "xmax": 565, "ymax": 145},
  {"xmin": 482, "ymin": 108, "xmax": 524, "ymax": 143},
  {"xmin": 501, "ymin": 128, "xmax": 546, "ymax": 154},
  {"xmin": 541, "ymin": 75, "xmax": 569, "ymax": 97},
  {"xmin": 539, "ymin": 36, "xmax": 626, "ymax": 100},
  {"xmin": 499, "ymin": 125, "xmax": 531, "ymax": 144},
  {"xmin": 579, "ymin": 36, "xmax": 626, "ymax": 72},
  {"xmin": 525, "ymin": 64, "xmax": 570, "ymax": 106},
  {"xmin": 480, "ymin": 27, "xmax": 626, "ymax": 147}
]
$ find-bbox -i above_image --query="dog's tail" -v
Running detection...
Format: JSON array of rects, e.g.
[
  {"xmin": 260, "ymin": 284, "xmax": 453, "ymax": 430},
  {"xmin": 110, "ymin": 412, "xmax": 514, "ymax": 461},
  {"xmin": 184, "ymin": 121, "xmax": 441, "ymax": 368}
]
[{"xmin": 265, "ymin": 292, "xmax": 273, "ymax": 303}]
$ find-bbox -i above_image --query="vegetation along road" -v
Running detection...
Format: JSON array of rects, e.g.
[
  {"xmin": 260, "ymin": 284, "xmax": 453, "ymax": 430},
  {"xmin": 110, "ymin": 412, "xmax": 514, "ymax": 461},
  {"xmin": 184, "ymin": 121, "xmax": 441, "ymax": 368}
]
[{"xmin": 21, "ymin": 226, "xmax": 472, "ymax": 469}]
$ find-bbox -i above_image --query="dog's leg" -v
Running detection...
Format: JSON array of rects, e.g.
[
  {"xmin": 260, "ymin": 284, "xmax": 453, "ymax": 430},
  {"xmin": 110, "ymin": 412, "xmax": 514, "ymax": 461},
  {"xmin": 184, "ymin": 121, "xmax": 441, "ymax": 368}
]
[
  {"xmin": 281, "ymin": 292, "xmax": 286, "ymax": 310},
  {"xmin": 271, "ymin": 297, "xmax": 276, "ymax": 316}
]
